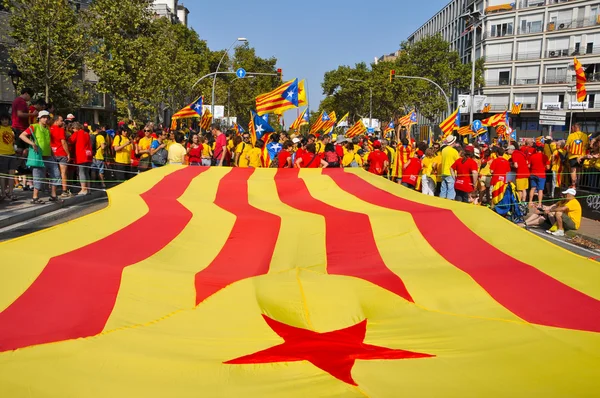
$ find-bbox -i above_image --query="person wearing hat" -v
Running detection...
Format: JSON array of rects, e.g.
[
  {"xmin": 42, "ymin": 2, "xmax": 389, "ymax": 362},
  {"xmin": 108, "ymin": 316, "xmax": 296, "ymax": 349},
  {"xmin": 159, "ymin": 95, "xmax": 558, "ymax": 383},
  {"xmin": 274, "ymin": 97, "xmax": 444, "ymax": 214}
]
[
  {"xmin": 528, "ymin": 144, "xmax": 550, "ymax": 209},
  {"xmin": 366, "ymin": 140, "xmax": 389, "ymax": 176},
  {"xmin": 523, "ymin": 188, "xmax": 581, "ymax": 236},
  {"xmin": 439, "ymin": 134, "xmax": 459, "ymax": 200},
  {"xmin": 19, "ymin": 110, "xmax": 61, "ymax": 203}
]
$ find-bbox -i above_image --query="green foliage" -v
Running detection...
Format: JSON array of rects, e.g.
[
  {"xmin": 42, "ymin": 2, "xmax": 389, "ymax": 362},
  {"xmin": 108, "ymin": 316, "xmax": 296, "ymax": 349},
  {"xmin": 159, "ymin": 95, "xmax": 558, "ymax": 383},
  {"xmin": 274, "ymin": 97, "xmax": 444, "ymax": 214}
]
[
  {"xmin": 320, "ymin": 34, "xmax": 484, "ymax": 123},
  {"xmin": 4, "ymin": 0, "xmax": 89, "ymax": 108}
]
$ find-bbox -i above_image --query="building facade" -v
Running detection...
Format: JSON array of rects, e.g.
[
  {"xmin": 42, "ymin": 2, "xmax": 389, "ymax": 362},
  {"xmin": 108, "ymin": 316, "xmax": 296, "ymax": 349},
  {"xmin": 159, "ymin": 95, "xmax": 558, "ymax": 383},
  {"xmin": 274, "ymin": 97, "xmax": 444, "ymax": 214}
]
[
  {"xmin": 152, "ymin": 0, "xmax": 189, "ymax": 27},
  {"xmin": 405, "ymin": 0, "xmax": 600, "ymax": 137}
]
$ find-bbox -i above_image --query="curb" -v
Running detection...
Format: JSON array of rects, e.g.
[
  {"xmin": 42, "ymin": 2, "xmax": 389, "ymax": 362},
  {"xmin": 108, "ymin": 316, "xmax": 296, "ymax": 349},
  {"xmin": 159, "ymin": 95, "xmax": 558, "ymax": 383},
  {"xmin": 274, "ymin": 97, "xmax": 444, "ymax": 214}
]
[
  {"xmin": 566, "ymin": 231, "xmax": 600, "ymax": 246},
  {"xmin": 0, "ymin": 191, "xmax": 107, "ymax": 229}
]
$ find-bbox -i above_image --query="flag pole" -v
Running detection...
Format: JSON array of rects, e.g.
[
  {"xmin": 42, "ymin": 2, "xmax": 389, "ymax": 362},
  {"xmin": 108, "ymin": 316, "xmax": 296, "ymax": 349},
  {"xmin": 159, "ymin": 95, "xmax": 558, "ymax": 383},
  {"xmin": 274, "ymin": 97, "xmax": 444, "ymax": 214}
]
[{"xmin": 569, "ymin": 84, "xmax": 575, "ymax": 133}]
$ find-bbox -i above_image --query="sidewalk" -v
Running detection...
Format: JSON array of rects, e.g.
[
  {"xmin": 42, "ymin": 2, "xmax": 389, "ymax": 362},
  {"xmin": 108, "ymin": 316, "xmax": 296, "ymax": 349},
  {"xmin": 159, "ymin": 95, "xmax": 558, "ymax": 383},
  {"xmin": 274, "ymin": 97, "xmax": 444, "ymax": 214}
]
[
  {"xmin": 0, "ymin": 187, "xmax": 106, "ymax": 229},
  {"xmin": 567, "ymin": 217, "xmax": 600, "ymax": 245}
]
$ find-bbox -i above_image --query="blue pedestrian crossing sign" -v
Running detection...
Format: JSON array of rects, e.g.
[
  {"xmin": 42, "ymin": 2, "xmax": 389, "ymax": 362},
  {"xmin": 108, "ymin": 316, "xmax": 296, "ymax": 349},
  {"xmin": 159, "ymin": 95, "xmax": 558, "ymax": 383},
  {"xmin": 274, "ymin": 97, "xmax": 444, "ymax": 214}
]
[{"xmin": 236, "ymin": 68, "xmax": 247, "ymax": 78}]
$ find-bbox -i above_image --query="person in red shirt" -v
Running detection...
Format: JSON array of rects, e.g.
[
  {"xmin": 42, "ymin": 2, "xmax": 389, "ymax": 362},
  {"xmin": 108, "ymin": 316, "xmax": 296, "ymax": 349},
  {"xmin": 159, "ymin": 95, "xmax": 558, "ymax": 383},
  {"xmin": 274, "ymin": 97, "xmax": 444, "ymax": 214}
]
[
  {"xmin": 520, "ymin": 138, "xmax": 535, "ymax": 157},
  {"xmin": 509, "ymin": 144, "xmax": 530, "ymax": 202},
  {"xmin": 401, "ymin": 153, "xmax": 422, "ymax": 189},
  {"xmin": 278, "ymin": 140, "xmax": 293, "ymax": 168},
  {"xmin": 451, "ymin": 145, "xmax": 479, "ymax": 202},
  {"xmin": 294, "ymin": 138, "xmax": 305, "ymax": 160},
  {"xmin": 50, "ymin": 116, "xmax": 71, "ymax": 196},
  {"xmin": 68, "ymin": 122, "xmax": 93, "ymax": 195},
  {"xmin": 211, "ymin": 124, "xmax": 228, "ymax": 166},
  {"xmin": 528, "ymin": 144, "xmax": 550, "ymax": 208},
  {"xmin": 294, "ymin": 143, "xmax": 328, "ymax": 168},
  {"xmin": 490, "ymin": 147, "xmax": 511, "ymax": 187},
  {"xmin": 367, "ymin": 141, "xmax": 389, "ymax": 176},
  {"xmin": 187, "ymin": 133, "xmax": 203, "ymax": 166},
  {"xmin": 334, "ymin": 136, "xmax": 346, "ymax": 159}
]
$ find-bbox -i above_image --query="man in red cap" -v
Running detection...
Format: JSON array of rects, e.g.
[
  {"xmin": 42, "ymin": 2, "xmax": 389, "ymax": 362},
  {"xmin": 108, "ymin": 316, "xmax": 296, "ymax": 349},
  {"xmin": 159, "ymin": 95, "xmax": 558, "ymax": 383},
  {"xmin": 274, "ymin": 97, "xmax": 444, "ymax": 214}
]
[{"xmin": 366, "ymin": 140, "xmax": 389, "ymax": 176}]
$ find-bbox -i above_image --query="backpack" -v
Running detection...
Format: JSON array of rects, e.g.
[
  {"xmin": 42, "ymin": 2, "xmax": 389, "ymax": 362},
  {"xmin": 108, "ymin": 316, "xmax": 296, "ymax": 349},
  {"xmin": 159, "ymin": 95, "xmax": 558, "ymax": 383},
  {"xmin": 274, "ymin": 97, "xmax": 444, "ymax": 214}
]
[
  {"xmin": 90, "ymin": 133, "xmax": 98, "ymax": 155},
  {"xmin": 324, "ymin": 151, "xmax": 340, "ymax": 168},
  {"xmin": 151, "ymin": 145, "xmax": 168, "ymax": 166}
]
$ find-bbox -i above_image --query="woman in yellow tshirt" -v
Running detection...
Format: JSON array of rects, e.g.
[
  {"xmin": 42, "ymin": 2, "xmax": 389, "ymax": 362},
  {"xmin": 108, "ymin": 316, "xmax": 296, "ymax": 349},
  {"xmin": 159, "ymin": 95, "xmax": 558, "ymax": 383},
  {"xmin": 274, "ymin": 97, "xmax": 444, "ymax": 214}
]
[
  {"xmin": 342, "ymin": 141, "xmax": 363, "ymax": 167},
  {"xmin": 420, "ymin": 148, "xmax": 436, "ymax": 196},
  {"xmin": 247, "ymin": 139, "xmax": 264, "ymax": 168}
]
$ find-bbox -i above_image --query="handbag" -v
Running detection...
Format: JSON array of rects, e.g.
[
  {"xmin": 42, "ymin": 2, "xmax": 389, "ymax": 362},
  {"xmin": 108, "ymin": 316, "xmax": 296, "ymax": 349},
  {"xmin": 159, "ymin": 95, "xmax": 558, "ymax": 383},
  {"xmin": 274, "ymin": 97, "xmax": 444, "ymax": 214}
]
[{"xmin": 26, "ymin": 127, "xmax": 45, "ymax": 168}]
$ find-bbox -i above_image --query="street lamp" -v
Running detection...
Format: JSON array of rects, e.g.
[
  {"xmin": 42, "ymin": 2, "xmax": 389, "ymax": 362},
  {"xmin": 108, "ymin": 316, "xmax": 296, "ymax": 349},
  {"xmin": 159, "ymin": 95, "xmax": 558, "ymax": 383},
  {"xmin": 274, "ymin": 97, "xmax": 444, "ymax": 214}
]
[
  {"xmin": 461, "ymin": 10, "xmax": 485, "ymax": 124},
  {"xmin": 211, "ymin": 37, "xmax": 248, "ymax": 118},
  {"xmin": 393, "ymin": 75, "xmax": 451, "ymax": 117},
  {"xmin": 8, "ymin": 64, "xmax": 22, "ymax": 93},
  {"xmin": 347, "ymin": 78, "xmax": 372, "ymax": 128},
  {"xmin": 227, "ymin": 75, "xmax": 255, "ymax": 127}
]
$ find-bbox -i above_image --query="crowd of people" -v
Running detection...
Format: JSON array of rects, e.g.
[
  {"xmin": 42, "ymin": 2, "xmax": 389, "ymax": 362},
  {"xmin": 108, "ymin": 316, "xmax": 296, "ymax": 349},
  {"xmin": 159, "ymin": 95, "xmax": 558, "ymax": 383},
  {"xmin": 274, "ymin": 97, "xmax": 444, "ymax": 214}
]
[{"xmin": 1, "ymin": 87, "xmax": 592, "ymax": 237}]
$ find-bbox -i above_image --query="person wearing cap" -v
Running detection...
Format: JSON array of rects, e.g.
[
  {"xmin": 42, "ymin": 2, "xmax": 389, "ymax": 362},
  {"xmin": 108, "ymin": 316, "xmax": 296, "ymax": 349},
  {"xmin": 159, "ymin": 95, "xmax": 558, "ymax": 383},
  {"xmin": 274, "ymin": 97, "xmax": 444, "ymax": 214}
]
[
  {"xmin": 524, "ymin": 188, "xmax": 581, "ymax": 236},
  {"xmin": 366, "ymin": 140, "xmax": 389, "ymax": 176},
  {"xmin": 439, "ymin": 135, "xmax": 459, "ymax": 200},
  {"xmin": 528, "ymin": 144, "xmax": 550, "ymax": 209},
  {"xmin": 451, "ymin": 144, "xmax": 479, "ymax": 202},
  {"xmin": 19, "ymin": 110, "xmax": 61, "ymax": 203}
]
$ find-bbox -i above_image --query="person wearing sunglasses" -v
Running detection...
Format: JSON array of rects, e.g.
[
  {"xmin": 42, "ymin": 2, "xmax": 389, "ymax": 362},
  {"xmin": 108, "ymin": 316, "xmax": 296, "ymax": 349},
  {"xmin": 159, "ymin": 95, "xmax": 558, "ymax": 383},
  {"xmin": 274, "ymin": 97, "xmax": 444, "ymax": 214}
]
[{"xmin": 136, "ymin": 125, "xmax": 154, "ymax": 172}]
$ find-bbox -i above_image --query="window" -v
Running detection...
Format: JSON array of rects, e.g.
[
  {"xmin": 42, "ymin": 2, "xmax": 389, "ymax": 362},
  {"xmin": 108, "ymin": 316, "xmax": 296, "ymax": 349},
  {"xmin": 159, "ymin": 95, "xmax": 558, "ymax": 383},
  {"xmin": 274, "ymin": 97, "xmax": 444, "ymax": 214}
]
[
  {"xmin": 490, "ymin": 19, "xmax": 514, "ymax": 37},
  {"xmin": 499, "ymin": 71, "xmax": 511, "ymax": 85},
  {"xmin": 547, "ymin": 37, "xmax": 569, "ymax": 57},
  {"xmin": 517, "ymin": 40, "xmax": 541, "ymax": 60},
  {"xmin": 545, "ymin": 66, "xmax": 568, "ymax": 83},
  {"xmin": 515, "ymin": 66, "xmax": 540, "ymax": 84},
  {"xmin": 486, "ymin": 69, "xmax": 511, "ymax": 85},
  {"xmin": 520, "ymin": 14, "xmax": 543, "ymax": 34},
  {"xmin": 486, "ymin": 43, "xmax": 513, "ymax": 61}
]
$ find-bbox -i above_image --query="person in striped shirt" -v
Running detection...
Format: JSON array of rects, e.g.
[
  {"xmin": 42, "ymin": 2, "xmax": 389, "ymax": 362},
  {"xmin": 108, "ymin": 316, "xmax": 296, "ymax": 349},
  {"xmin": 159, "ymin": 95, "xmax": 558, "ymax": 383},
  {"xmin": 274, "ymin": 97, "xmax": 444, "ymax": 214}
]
[{"xmin": 565, "ymin": 123, "xmax": 589, "ymax": 188}]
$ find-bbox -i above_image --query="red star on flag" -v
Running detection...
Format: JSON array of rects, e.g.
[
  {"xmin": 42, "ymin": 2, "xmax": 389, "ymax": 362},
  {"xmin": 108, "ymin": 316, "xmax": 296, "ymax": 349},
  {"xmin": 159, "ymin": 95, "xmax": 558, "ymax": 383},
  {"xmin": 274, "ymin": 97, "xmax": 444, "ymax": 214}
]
[{"xmin": 225, "ymin": 315, "xmax": 434, "ymax": 386}]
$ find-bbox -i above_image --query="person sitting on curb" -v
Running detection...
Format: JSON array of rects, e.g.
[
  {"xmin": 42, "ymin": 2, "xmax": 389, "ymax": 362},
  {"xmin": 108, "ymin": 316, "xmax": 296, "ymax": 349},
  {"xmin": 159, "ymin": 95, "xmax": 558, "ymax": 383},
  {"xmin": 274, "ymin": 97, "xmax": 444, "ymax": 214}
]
[{"xmin": 521, "ymin": 188, "xmax": 582, "ymax": 237}]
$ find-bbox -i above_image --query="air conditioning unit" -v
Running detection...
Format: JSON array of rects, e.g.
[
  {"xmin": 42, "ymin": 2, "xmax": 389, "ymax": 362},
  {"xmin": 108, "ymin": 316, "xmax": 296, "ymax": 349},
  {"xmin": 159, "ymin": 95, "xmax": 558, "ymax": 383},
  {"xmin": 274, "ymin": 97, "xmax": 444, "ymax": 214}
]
[{"xmin": 549, "ymin": 51, "xmax": 559, "ymax": 58}]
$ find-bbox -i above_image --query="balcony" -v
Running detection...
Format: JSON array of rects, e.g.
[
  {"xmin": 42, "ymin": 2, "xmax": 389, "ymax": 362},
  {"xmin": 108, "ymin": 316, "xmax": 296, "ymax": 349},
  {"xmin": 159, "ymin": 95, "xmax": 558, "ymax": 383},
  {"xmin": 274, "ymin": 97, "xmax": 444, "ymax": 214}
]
[
  {"xmin": 490, "ymin": 104, "xmax": 509, "ymax": 111},
  {"xmin": 519, "ymin": 0, "xmax": 545, "ymax": 7},
  {"xmin": 545, "ymin": 18, "xmax": 598, "ymax": 32},
  {"xmin": 486, "ymin": 79, "xmax": 512, "ymax": 86},
  {"xmin": 546, "ymin": 48, "xmax": 570, "ymax": 58},
  {"xmin": 586, "ymin": 72, "xmax": 600, "ymax": 83},
  {"xmin": 518, "ymin": 26, "xmax": 544, "ymax": 35},
  {"xmin": 516, "ymin": 51, "xmax": 541, "ymax": 60},
  {"xmin": 543, "ymin": 75, "xmax": 570, "ymax": 84},
  {"xmin": 514, "ymin": 78, "xmax": 539, "ymax": 85},
  {"xmin": 519, "ymin": 103, "xmax": 538, "ymax": 110},
  {"xmin": 486, "ymin": 53, "xmax": 513, "ymax": 62}
]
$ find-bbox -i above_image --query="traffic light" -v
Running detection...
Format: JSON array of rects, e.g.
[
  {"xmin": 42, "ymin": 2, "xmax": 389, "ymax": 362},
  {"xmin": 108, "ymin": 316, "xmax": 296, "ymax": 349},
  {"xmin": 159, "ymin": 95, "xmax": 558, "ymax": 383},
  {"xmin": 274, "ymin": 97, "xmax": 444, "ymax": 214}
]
[
  {"xmin": 389, "ymin": 69, "xmax": 396, "ymax": 83},
  {"xmin": 277, "ymin": 68, "xmax": 282, "ymax": 81}
]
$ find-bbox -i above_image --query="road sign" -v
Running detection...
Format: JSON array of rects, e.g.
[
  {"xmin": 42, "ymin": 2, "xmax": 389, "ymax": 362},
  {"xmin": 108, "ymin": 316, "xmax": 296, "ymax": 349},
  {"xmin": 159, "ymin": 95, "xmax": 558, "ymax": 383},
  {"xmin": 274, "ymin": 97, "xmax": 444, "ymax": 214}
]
[
  {"xmin": 236, "ymin": 68, "xmax": 247, "ymax": 78},
  {"xmin": 539, "ymin": 120, "xmax": 565, "ymax": 126},
  {"xmin": 539, "ymin": 115, "xmax": 567, "ymax": 121},
  {"xmin": 540, "ymin": 110, "xmax": 566, "ymax": 117},
  {"xmin": 367, "ymin": 127, "xmax": 375, "ymax": 134},
  {"xmin": 472, "ymin": 120, "xmax": 482, "ymax": 131},
  {"xmin": 569, "ymin": 101, "xmax": 589, "ymax": 110}
]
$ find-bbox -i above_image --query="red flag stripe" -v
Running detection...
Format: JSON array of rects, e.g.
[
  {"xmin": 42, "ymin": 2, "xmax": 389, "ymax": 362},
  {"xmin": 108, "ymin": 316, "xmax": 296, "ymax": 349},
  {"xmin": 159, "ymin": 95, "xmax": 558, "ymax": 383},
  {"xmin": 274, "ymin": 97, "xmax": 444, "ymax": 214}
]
[
  {"xmin": 0, "ymin": 167, "xmax": 206, "ymax": 352},
  {"xmin": 195, "ymin": 168, "xmax": 281, "ymax": 304},
  {"xmin": 324, "ymin": 170, "xmax": 600, "ymax": 333},
  {"xmin": 274, "ymin": 169, "xmax": 414, "ymax": 302}
]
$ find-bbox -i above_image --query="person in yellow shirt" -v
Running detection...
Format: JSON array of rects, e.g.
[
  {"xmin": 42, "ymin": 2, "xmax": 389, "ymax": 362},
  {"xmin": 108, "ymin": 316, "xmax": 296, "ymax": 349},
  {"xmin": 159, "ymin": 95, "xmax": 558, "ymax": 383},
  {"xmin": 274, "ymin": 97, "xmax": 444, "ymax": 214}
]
[
  {"xmin": 0, "ymin": 114, "xmax": 17, "ymax": 200},
  {"xmin": 199, "ymin": 136, "xmax": 212, "ymax": 166},
  {"xmin": 420, "ymin": 148, "xmax": 436, "ymax": 196},
  {"xmin": 432, "ymin": 142, "xmax": 442, "ymax": 192},
  {"xmin": 247, "ymin": 138, "xmax": 264, "ymax": 168},
  {"xmin": 91, "ymin": 130, "xmax": 107, "ymax": 189},
  {"xmin": 112, "ymin": 129, "xmax": 133, "ymax": 182},
  {"xmin": 136, "ymin": 125, "xmax": 154, "ymax": 172},
  {"xmin": 565, "ymin": 123, "xmax": 589, "ymax": 188},
  {"xmin": 381, "ymin": 139, "xmax": 397, "ymax": 181},
  {"xmin": 342, "ymin": 141, "xmax": 363, "ymax": 167},
  {"xmin": 440, "ymin": 135, "xmax": 460, "ymax": 200},
  {"xmin": 235, "ymin": 133, "xmax": 252, "ymax": 167},
  {"xmin": 315, "ymin": 135, "xmax": 329, "ymax": 154},
  {"xmin": 167, "ymin": 132, "xmax": 187, "ymax": 164}
]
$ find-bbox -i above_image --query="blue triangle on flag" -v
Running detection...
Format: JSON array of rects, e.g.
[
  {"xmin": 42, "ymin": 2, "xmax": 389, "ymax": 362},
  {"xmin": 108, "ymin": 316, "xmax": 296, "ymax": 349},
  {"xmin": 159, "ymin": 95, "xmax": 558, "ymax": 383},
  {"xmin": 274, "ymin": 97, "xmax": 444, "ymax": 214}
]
[
  {"xmin": 280, "ymin": 78, "xmax": 299, "ymax": 106},
  {"xmin": 252, "ymin": 110, "xmax": 275, "ymax": 140},
  {"xmin": 190, "ymin": 96, "xmax": 203, "ymax": 116}
]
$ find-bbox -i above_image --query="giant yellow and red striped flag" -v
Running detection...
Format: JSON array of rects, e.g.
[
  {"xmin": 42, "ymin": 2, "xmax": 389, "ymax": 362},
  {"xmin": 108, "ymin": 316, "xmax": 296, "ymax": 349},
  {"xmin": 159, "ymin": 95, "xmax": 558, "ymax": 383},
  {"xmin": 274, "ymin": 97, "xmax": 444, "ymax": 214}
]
[
  {"xmin": 439, "ymin": 107, "xmax": 460, "ymax": 139},
  {"xmin": 1, "ymin": 167, "xmax": 599, "ymax": 396},
  {"xmin": 574, "ymin": 57, "xmax": 587, "ymax": 102},
  {"xmin": 256, "ymin": 78, "xmax": 300, "ymax": 116},
  {"xmin": 200, "ymin": 108, "xmax": 213, "ymax": 130},
  {"xmin": 345, "ymin": 119, "xmax": 367, "ymax": 138}
]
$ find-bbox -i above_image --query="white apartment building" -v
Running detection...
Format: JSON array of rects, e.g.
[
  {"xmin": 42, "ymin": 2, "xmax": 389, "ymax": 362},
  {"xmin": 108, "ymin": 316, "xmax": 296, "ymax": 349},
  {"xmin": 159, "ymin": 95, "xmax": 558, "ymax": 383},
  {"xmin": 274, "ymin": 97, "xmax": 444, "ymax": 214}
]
[
  {"xmin": 406, "ymin": 0, "xmax": 600, "ymax": 136},
  {"xmin": 152, "ymin": 0, "xmax": 190, "ymax": 27}
]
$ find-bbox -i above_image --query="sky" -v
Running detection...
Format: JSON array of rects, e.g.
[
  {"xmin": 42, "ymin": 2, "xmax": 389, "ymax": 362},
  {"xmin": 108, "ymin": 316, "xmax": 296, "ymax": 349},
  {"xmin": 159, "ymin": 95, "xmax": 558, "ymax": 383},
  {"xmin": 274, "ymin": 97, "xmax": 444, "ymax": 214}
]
[{"xmin": 185, "ymin": 0, "xmax": 450, "ymax": 125}]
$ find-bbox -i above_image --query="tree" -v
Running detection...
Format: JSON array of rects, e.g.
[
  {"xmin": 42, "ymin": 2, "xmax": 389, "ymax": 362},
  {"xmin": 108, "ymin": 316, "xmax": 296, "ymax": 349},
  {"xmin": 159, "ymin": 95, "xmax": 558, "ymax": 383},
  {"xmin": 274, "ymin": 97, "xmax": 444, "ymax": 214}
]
[
  {"xmin": 319, "ymin": 34, "xmax": 484, "ymax": 124},
  {"xmin": 3, "ymin": 0, "xmax": 90, "ymax": 108},
  {"xmin": 86, "ymin": 0, "xmax": 154, "ymax": 120}
]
